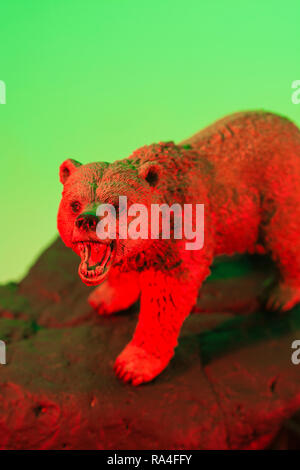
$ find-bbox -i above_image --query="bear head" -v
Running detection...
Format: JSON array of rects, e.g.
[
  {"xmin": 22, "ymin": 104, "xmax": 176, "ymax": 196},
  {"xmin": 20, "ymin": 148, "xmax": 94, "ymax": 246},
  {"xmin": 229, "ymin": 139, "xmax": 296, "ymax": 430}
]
[{"xmin": 57, "ymin": 146, "xmax": 171, "ymax": 286}]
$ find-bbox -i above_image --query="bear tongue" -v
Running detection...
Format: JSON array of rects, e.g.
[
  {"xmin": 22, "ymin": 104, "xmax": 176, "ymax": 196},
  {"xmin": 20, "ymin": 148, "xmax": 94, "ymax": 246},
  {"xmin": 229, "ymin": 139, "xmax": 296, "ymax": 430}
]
[{"xmin": 88, "ymin": 243, "xmax": 107, "ymax": 268}]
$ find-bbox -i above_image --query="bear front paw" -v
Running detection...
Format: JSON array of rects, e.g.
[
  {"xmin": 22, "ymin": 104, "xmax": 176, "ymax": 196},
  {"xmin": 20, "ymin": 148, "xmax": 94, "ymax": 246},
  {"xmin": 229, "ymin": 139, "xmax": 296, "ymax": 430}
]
[
  {"xmin": 114, "ymin": 343, "xmax": 172, "ymax": 386},
  {"xmin": 88, "ymin": 283, "xmax": 119, "ymax": 315}
]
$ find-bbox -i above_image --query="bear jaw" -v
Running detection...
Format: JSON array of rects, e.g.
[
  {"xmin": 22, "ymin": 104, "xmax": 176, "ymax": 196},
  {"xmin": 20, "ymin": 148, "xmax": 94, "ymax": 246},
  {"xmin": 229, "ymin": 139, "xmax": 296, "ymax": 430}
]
[{"xmin": 75, "ymin": 241, "xmax": 115, "ymax": 286}]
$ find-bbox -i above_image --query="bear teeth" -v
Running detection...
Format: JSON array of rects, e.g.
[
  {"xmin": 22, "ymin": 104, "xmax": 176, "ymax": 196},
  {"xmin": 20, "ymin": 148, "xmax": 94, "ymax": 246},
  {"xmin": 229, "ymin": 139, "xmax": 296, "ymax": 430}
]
[{"xmin": 77, "ymin": 242, "xmax": 114, "ymax": 284}]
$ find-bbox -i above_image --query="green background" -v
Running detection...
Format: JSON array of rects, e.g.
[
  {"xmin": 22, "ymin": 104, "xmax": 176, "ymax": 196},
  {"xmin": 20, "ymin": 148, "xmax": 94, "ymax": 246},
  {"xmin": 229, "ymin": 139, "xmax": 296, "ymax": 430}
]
[{"xmin": 0, "ymin": 0, "xmax": 299, "ymax": 284}]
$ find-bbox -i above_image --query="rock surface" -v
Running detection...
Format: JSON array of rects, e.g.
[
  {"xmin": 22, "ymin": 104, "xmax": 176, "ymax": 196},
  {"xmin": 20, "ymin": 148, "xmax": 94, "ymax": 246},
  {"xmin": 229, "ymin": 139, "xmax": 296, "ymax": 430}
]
[{"xmin": 0, "ymin": 238, "xmax": 299, "ymax": 450}]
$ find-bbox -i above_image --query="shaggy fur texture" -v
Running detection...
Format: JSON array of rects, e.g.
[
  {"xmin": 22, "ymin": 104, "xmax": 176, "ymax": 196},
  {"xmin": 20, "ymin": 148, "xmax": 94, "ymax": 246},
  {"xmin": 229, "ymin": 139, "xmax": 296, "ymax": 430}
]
[{"xmin": 57, "ymin": 111, "xmax": 300, "ymax": 385}]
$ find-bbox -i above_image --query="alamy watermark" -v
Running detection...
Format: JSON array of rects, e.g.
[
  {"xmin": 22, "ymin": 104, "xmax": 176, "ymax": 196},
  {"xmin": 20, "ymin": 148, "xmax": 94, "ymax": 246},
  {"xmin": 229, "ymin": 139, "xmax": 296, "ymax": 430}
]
[
  {"xmin": 291, "ymin": 340, "xmax": 300, "ymax": 365},
  {"xmin": 0, "ymin": 340, "xmax": 6, "ymax": 365},
  {"xmin": 0, "ymin": 81, "xmax": 6, "ymax": 104},
  {"xmin": 95, "ymin": 196, "xmax": 204, "ymax": 251},
  {"xmin": 291, "ymin": 80, "xmax": 300, "ymax": 104}
]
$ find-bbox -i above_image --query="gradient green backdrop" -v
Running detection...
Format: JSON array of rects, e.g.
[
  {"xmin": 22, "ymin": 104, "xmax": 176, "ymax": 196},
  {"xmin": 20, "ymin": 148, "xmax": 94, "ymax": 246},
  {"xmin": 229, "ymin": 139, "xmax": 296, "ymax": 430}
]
[{"xmin": 0, "ymin": 0, "xmax": 299, "ymax": 284}]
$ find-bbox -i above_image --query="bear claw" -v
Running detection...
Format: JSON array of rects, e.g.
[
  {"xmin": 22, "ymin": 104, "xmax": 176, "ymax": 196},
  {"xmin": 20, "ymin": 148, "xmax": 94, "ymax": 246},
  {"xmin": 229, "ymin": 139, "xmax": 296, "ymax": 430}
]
[{"xmin": 114, "ymin": 343, "xmax": 171, "ymax": 386}]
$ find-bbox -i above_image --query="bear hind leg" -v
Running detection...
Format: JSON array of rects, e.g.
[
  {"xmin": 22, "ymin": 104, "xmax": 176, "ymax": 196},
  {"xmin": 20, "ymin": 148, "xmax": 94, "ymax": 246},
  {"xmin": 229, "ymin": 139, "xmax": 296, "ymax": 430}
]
[{"xmin": 263, "ymin": 206, "xmax": 300, "ymax": 312}]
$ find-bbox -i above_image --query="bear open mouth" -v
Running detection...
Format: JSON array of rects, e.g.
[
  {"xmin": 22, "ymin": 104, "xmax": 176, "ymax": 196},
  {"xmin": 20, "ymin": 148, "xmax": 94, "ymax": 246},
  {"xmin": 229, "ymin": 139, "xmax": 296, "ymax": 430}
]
[{"xmin": 75, "ymin": 241, "xmax": 115, "ymax": 286}]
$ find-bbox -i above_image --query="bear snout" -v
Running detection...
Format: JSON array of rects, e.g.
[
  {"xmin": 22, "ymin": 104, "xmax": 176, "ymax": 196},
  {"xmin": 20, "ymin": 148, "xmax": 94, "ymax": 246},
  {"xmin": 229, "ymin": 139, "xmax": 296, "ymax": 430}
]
[{"xmin": 75, "ymin": 213, "xmax": 99, "ymax": 232}]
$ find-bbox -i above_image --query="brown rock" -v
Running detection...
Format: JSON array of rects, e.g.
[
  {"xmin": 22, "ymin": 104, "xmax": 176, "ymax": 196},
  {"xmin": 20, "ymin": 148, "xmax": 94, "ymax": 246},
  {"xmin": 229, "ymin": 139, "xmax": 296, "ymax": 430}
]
[{"xmin": 0, "ymin": 238, "xmax": 299, "ymax": 449}]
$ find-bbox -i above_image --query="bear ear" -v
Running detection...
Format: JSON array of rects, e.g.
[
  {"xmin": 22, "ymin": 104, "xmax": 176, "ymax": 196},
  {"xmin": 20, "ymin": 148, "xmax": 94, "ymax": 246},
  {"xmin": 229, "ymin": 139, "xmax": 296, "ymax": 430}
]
[
  {"xmin": 59, "ymin": 159, "xmax": 82, "ymax": 184},
  {"xmin": 139, "ymin": 162, "xmax": 161, "ymax": 188}
]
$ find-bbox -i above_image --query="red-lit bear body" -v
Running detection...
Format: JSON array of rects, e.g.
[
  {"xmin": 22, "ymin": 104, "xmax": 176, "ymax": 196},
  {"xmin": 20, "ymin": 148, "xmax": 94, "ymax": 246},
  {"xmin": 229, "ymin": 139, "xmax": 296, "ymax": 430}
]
[{"xmin": 57, "ymin": 111, "xmax": 300, "ymax": 385}]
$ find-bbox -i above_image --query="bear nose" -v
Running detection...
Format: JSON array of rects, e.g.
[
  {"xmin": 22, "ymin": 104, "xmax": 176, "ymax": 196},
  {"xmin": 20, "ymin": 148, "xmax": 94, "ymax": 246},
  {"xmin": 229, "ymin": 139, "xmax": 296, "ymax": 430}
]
[{"xmin": 75, "ymin": 213, "xmax": 98, "ymax": 231}]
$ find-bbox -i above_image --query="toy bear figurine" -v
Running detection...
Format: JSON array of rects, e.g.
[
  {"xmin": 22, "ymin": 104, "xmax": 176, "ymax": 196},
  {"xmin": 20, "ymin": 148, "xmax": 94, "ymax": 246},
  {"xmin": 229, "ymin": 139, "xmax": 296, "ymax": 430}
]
[{"xmin": 57, "ymin": 111, "xmax": 300, "ymax": 385}]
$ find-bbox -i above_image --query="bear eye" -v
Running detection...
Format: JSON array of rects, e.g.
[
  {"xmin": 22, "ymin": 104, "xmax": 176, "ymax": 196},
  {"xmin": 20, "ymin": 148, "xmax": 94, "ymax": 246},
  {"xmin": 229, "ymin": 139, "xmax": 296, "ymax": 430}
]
[{"xmin": 70, "ymin": 201, "xmax": 81, "ymax": 213}]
